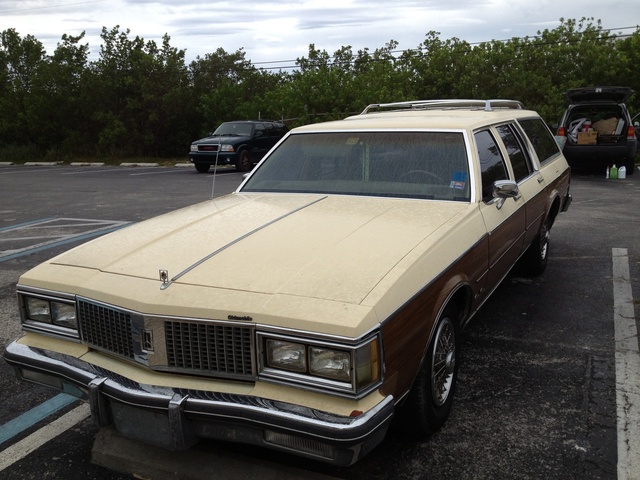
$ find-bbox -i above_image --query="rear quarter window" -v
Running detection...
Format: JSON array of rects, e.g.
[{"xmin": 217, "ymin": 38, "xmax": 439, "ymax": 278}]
[
  {"xmin": 518, "ymin": 118, "xmax": 561, "ymax": 164},
  {"xmin": 496, "ymin": 124, "xmax": 532, "ymax": 183}
]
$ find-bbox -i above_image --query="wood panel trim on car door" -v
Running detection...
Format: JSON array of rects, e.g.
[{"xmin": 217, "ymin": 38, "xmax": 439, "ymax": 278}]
[
  {"xmin": 379, "ymin": 238, "xmax": 489, "ymax": 401},
  {"xmin": 478, "ymin": 196, "xmax": 526, "ymax": 288}
]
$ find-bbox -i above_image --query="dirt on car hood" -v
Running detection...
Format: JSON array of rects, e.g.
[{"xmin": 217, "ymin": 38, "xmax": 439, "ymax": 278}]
[{"xmin": 48, "ymin": 193, "xmax": 471, "ymax": 306}]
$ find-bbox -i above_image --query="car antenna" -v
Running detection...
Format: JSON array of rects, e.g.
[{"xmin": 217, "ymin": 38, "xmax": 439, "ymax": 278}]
[{"xmin": 211, "ymin": 143, "xmax": 221, "ymax": 199}]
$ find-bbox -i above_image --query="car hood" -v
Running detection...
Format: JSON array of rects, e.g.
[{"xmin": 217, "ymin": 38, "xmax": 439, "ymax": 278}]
[
  {"xmin": 46, "ymin": 193, "xmax": 471, "ymax": 307},
  {"xmin": 192, "ymin": 134, "xmax": 250, "ymax": 144},
  {"xmin": 563, "ymin": 86, "xmax": 633, "ymax": 104}
]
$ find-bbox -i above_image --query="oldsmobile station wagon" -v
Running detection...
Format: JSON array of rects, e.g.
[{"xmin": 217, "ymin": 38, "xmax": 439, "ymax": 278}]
[{"xmin": 5, "ymin": 99, "xmax": 571, "ymax": 466}]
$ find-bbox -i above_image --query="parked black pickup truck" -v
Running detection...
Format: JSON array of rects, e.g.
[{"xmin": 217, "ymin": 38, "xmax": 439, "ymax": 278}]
[{"xmin": 189, "ymin": 120, "xmax": 288, "ymax": 172}]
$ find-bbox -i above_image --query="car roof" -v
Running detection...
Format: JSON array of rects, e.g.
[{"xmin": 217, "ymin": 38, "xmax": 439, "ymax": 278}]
[
  {"xmin": 563, "ymin": 86, "xmax": 634, "ymax": 105},
  {"xmin": 292, "ymin": 99, "xmax": 540, "ymax": 132},
  {"xmin": 222, "ymin": 120, "xmax": 285, "ymax": 125}
]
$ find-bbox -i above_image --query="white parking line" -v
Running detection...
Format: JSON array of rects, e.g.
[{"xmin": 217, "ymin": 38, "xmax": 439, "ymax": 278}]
[
  {"xmin": 129, "ymin": 169, "xmax": 186, "ymax": 176},
  {"xmin": 0, "ymin": 218, "xmax": 130, "ymax": 262},
  {"xmin": 612, "ymin": 248, "xmax": 640, "ymax": 480},
  {"xmin": 0, "ymin": 404, "xmax": 90, "ymax": 470}
]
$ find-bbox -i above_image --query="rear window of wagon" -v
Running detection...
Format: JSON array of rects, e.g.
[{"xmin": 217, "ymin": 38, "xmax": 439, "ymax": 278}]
[{"xmin": 241, "ymin": 131, "xmax": 471, "ymax": 201}]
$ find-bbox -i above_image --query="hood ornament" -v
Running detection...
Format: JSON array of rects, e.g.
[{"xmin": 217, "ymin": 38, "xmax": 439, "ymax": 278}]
[{"xmin": 159, "ymin": 270, "xmax": 170, "ymax": 290}]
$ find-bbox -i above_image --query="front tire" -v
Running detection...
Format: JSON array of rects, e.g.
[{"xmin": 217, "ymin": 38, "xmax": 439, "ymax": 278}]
[
  {"xmin": 235, "ymin": 149, "xmax": 252, "ymax": 172},
  {"xmin": 397, "ymin": 304, "xmax": 460, "ymax": 437},
  {"xmin": 194, "ymin": 163, "xmax": 210, "ymax": 173},
  {"xmin": 519, "ymin": 219, "xmax": 549, "ymax": 275}
]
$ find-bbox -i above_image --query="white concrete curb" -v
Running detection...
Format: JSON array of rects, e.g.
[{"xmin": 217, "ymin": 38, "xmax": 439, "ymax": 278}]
[{"xmin": 119, "ymin": 163, "xmax": 160, "ymax": 167}]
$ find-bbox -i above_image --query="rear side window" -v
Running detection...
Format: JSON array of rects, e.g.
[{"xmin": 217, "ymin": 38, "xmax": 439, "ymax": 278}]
[
  {"xmin": 496, "ymin": 124, "xmax": 532, "ymax": 183},
  {"xmin": 474, "ymin": 130, "xmax": 508, "ymax": 202},
  {"xmin": 518, "ymin": 118, "xmax": 560, "ymax": 164}
]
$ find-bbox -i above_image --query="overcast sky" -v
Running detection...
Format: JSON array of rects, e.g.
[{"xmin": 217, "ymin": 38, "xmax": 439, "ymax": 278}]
[{"xmin": 1, "ymin": 0, "xmax": 639, "ymax": 68}]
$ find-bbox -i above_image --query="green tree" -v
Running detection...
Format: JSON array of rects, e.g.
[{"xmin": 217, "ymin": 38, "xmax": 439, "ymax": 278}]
[
  {"xmin": 0, "ymin": 29, "xmax": 47, "ymax": 147},
  {"xmin": 34, "ymin": 32, "xmax": 90, "ymax": 157},
  {"xmin": 2, "ymin": 18, "xmax": 639, "ymax": 161},
  {"xmin": 399, "ymin": 32, "xmax": 474, "ymax": 100},
  {"xmin": 189, "ymin": 48, "xmax": 257, "ymax": 133},
  {"xmin": 353, "ymin": 41, "xmax": 412, "ymax": 108},
  {"xmin": 87, "ymin": 26, "xmax": 190, "ymax": 156}
]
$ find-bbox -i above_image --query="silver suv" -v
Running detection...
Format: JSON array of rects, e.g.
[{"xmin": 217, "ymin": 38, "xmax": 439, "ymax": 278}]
[{"xmin": 557, "ymin": 86, "xmax": 637, "ymax": 175}]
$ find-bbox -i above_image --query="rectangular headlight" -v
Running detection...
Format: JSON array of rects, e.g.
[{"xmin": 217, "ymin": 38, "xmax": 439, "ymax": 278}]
[
  {"xmin": 19, "ymin": 289, "xmax": 78, "ymax": 338},
  {"xmin": 51, "ymin": 302, "xmax": 78, "ymax": 329},
  {"xmin": 266, "ymin": 339, "xmax": 306, "ymax": 372},
  {"xmin": 220, "ymin": 144, "xmax": 235, "ymax": 152},
  {"xmin": 309, "ymin": 347, "xmax": 351, "ymax": 382},
  {"xmin": 259, "ymin": 332, "xmax": 382, "ymax": 396},
  {"xmin": 25, "ymin": 297, "xmax": 52, "ymax": 323}
]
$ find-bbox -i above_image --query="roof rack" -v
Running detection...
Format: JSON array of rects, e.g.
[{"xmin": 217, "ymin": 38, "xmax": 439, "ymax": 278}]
[{"xmin": 360, "ymin": 99, "xmax": 525, "ymax": 114}]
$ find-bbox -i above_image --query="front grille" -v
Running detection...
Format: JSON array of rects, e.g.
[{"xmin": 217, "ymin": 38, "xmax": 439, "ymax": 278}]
[
  {"xmin": 165, "ymin": 321, "xmax": 254, "ymax": 377},
  {"xmin": 78, "ymin": 299, "xmax": 255, "ymax": 379},
  {"xmin": 78, "ymin": 300, "xmax": 134, "ymax": 359},
  {"xmin": 198, "ymin": 144, "xmax": 219, "ymax": 152}
]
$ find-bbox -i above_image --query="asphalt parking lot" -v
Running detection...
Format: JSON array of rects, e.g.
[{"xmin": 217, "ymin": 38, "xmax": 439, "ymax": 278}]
[{"xmin": 0, "ymin": 163, "xmax": 638, "ymax": 479}]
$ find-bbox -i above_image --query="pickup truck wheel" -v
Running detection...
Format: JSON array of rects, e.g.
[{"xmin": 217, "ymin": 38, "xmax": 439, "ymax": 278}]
[
  {"xmin": 397, "ymin": 304, "xmax": 460, "ymax": 437},
  {"xmin": 194, "ymin": 163, "xmax": 210, "ymax": 173},
  {"xmin": 235, "ymin": 150, "xmax": 252, "ymax": 172},
  {"xmin": 520, "ymin": 219, "xmax": 549, "ymax": 276}
]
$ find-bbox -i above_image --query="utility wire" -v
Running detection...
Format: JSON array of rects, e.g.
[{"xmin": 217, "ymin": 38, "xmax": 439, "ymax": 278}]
[{"xmin": 250, "ymin": 24, "xmax": 639, "ymax": 71}]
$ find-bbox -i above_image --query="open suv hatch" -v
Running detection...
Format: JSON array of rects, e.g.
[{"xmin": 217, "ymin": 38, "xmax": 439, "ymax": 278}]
[{"xmin": 557, "ymin": 86, "xmax": 637, "ymax": 175}]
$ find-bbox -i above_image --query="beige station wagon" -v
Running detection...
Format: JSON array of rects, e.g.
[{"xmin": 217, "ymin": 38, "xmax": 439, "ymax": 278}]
[{"xmin": 5, "ymin": 99, "xmax": 571, "ymax": 466}]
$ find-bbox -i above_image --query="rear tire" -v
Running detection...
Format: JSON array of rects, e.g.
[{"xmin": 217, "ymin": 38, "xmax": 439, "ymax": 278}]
[
  {"xmin": 396, "ymin": 304, "xmax": 460, "ymax": 437},
  {"xmin": 624, "ymin": 159, "xmax": 635, "ymax": 175}
]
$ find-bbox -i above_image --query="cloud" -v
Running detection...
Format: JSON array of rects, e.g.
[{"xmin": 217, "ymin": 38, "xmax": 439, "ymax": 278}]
[{"xmin": 0, "ymin": 0, "xmax": 637, "ymax": 66}]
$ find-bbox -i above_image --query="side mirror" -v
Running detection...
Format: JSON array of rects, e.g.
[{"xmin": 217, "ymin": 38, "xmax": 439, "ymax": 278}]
[
  {"xmin": 492, "ymin": 180, "xmax": 519, "ymax": 210},
  {"xmin": 492, "ymin": 180, "xmax": 519, "ymax": 199}
]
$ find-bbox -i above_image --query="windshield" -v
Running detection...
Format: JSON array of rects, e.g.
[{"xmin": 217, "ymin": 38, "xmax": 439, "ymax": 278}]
[
  {"xmin": 212, "ymin": 122, "xmax": 254, "ymax": 137},
  {"xmin": 240, "ymin": 131, "xmax": 471, "ymax": 201}
]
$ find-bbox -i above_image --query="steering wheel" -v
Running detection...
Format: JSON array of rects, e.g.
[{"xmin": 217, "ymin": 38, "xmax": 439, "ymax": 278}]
[{"xmin": 399, "ymin": 170, "xmax": 444, "ymax": 184}]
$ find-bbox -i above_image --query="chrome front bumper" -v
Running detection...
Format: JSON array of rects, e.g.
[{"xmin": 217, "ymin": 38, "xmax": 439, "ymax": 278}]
[{"xmin": 4, "ymin": 340, "xmax": 394, "ymax": 466}]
